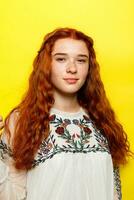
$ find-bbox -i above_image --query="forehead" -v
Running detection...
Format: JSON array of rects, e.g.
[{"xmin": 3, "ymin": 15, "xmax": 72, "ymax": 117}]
[{"xmin": 52, "ymin": 38, "xmax": 89, "ymax": 55}]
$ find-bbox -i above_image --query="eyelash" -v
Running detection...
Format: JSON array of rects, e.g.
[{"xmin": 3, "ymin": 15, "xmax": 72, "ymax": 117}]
[
  {"xmin": 78, "ymin": 59, "xmax": 86, "ymax": 63},
  {"xmin": 56, "ymin": 58, "xmax": 87, "ymax": 63},
  {"xmin": 56, "ymin": 58, "xmax": 65, "ymax": 61}
]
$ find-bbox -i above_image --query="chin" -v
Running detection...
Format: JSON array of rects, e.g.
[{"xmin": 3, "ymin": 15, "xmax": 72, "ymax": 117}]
[
  {"xmin": 53, "ymin": 83, "xmax": 83, "ymax": 95},
  {"xmin": 62, "ymin": 88, "xmax": 81, "ymax": 95}
]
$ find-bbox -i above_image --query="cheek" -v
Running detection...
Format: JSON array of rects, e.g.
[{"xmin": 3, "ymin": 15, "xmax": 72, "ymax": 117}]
[
  {"xmin": 79, "ymin": 66, "xmax": 89, "ymax": 79},
  {"xmin": 51, "ymin": 66, "xmax": 65, "ymax": 83}
]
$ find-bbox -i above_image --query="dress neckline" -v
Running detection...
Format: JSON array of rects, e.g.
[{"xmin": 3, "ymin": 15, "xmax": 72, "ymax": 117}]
[{"xmin": 50, "ymin": 106, "xmax": 87, "ymax": 118}]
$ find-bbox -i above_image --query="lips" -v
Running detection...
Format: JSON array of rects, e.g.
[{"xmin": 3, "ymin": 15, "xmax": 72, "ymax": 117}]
[{"xmin": 64, "ymin": 78, "xmax": 78, "ymax": 84}]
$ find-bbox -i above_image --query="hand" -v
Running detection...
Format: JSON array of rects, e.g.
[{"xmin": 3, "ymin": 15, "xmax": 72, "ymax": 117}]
[{"xmin": 0, "ymin": 115, "xmax": 4, "ymax": 130}]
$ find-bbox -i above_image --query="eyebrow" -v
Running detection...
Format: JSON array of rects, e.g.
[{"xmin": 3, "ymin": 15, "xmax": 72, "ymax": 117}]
[{"xmin": 52, "ymin": 53, "xmax": 89, "ymax": 58}]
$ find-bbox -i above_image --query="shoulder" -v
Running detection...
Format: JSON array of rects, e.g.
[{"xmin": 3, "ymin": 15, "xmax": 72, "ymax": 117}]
[
  {"xmin": 6, "ymin": 110, "xmax": 19, "ymax": 130},
  {"xmin": 1, "ymin": 109, "xmax": 20, "ymax": 147}
]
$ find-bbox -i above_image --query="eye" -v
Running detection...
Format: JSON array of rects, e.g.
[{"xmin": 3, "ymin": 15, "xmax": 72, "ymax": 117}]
[
  {"xmin": 56, "ymin": 57, "xmax": 66, "ymax": 62},
  {"xmin": 77, "ymin": 59, "xmax": 87, "ymax": 63}
]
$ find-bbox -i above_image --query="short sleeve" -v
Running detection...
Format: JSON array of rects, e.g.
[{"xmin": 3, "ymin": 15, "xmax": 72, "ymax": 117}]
[
  {"xmin": 0, "ymin": 112, "xmax": 27, "ymax": 200},
  {"xmin": 113, "ymin": 166, "xmax": 122, "ymax": 200}
]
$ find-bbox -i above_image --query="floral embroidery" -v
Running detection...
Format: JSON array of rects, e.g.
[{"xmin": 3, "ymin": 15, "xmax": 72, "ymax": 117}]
[
  {"xmin": 49, "ymin": 114, "xmax": 56, "ymax": 121},
  {"xmin": 0, "ymin": 113, "xmax": 122, "ymax": 199},
  {"xmin": 55, "ymin": 127, "xmax": 64, "ymax": 135},
  {"xmin": 0, "ymin": 140, "xmax": 12, "ymax": 160},
  {"xmin": 83, "ymin": 126, "xmax": 92, "ymax": 134},
  {"xmin": 33, "ymin": 114, "xmax": 110, "ymax": 167},
  {"xmin": 113, "ymin": 166, "xmax": 122, "ymax": 200},
  {"xmin": 72, "ymin": 119, "xmax": 79, "ymax": 125},
  {"xmin": 64, "ymin": 119, "xmax": 71, "ymax": 125}
]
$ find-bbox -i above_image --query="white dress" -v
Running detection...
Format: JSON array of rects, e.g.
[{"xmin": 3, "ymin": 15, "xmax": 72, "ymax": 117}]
[{"xmin": 0, "ymin": 107, "xmax": 122, "ymax": 200}]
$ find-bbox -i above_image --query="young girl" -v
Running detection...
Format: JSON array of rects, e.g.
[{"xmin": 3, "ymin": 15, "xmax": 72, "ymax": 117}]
[{"xmin": 0, "ymin": 27, "xmax": 131, "ymax": 200}]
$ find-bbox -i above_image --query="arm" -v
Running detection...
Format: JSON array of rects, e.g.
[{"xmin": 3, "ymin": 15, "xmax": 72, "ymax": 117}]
[
  {"xmin": 113, "ymin": 166, "xmax": 122, "ymax": 200},
  {"xmin": 0, "ymin": 112, "xmax": 27, "ymax": 200}
]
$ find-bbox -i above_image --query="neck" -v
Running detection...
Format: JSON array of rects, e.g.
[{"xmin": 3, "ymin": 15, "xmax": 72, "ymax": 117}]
[{"xmin": 52, "ymin": 91, "xmax": 80, "ymax": 112}]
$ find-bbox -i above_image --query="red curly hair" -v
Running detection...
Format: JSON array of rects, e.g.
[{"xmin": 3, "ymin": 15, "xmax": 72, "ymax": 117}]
[{"xmin": 5, "ymin": 27, "xmax": 132, "ymax": 170}]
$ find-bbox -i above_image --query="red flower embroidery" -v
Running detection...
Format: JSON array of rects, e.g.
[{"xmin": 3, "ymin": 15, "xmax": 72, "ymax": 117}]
[
  {"xmin": 49, "ymin": 114, "xmax": 56, "ymax": 121},
  {"xmin": 55, "ymin": 127, "xmax": 64, "ymax": 135},
  {"xmin": 83, "ymin": 126, "xmax": 92, "ymax": 134}
]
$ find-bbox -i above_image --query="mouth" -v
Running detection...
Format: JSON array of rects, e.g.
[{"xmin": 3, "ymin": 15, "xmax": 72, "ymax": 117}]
[{"xmin": 63, "ymin": 78, "xmax": 79, "ymax": 84}]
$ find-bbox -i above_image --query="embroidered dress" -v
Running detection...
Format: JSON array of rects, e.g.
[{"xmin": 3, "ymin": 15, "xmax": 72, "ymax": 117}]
[{"xmin": 0, "ymin": 107, "xmax": 122, "ymax": 200}]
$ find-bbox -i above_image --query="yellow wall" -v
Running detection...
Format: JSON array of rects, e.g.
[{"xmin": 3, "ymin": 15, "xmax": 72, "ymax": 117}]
[{"xmin": 0, "ymin": 0, "xmax": 134, "ymax": 199}]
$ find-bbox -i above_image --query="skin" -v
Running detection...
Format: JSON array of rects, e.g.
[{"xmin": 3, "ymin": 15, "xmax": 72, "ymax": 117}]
[{"xmin": 51, "ymin": 38, "xmax": 89, "ymax": 112}]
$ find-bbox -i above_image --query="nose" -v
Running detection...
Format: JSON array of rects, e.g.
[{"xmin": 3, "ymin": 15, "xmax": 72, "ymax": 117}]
[{"xmin": 66, "ymin": 61, "xmax": 77, "ymax": 73}]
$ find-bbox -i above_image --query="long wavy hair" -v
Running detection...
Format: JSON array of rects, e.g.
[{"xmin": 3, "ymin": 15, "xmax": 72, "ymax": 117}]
[{"xmin": 5, "ymin": 27, "xmax": 132, "ymax": 170}]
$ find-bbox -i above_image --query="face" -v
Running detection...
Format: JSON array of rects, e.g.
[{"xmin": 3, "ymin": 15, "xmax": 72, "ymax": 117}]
[{"xmin": 50, "ymin": 38, "xmax": 89, "ymax": 97}]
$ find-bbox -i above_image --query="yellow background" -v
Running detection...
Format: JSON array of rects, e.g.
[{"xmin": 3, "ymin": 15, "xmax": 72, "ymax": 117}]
[{"xmin": 0, "ymin": 0, "xmax": 134, "ymax": 199}]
